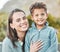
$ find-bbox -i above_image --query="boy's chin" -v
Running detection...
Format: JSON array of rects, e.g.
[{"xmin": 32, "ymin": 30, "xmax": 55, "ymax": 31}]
[{"xmin": 36, "ymin": 23, "xmax": 45, "ymax": 26}]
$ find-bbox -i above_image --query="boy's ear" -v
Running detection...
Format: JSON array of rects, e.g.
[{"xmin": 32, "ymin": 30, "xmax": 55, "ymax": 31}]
[
  {"xmin": 46, "ymin": 13, "xmax": 48, "ymax": 16},
  {"xmin": 10, "ymin": 23, "xmax": 14, "ymax": 29}
]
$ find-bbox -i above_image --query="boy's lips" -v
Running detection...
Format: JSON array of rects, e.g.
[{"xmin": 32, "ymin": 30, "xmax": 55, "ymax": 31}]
[{"xmin": 37, "ymin": 19, "xmax": 44, "ymax": 22}]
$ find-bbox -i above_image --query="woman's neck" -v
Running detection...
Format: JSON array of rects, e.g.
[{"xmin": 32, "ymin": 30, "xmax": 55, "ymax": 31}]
[{"xmin": 17, "ymin": 31, "xmax": 26, "ymax": 42}]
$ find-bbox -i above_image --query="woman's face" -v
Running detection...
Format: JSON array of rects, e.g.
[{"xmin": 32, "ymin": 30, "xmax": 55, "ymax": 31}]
[{"xmin": 10, "ymin": 12, "xmax": 29, "ymax": 32}]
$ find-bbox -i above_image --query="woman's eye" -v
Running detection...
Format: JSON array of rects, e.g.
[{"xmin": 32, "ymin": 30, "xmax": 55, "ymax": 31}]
[
  {"xmin": 23, "ymin": 16, "xmax": 26, "ymax": 20},
  {"xmin": 41, "ymin": 13, "xmax": 45, "ymax": 16},
  {"xmin": 16, "ymin": 18, "xmax": 21, "ymax": 22}
]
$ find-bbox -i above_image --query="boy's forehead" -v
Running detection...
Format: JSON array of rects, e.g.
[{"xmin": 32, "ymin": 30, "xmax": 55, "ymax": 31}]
[{"xmin": 33, "ymin": 8, "xmax": 46, "ymax": 13}]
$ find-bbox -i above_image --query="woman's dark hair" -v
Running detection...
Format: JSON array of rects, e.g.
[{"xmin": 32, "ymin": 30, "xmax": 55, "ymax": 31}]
[{"xmin": 7, "ymin": 9, "xmax": 25, "ymax": 50}]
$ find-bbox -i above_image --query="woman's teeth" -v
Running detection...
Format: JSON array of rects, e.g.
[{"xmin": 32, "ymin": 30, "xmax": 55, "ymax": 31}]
[
  {"xmin": 22, "ymin": 25, "xmax": 26, "ymax": 27},
  {"xmin": 19, "ymin": 24, "xmax": 27, "ymax": 28}
]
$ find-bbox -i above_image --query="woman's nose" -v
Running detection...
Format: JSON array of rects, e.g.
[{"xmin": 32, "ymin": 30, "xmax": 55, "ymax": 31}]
[{"xmin": 20, "ymin": 20, "xmax": 25, "ymax": 23}]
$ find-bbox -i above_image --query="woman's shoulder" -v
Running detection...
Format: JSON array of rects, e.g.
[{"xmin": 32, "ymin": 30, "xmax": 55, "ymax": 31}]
[{"xmin": 2, "ymin": 37, "xmax": 12, "ymax": 45}]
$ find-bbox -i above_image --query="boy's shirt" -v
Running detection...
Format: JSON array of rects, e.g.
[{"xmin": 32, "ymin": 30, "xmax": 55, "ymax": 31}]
[{"xmin": 25, "ymin": 22, "xmax": 58, "ymax": 52}]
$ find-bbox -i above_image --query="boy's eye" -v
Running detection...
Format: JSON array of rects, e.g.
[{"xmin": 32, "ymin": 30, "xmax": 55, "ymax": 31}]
[
  {"xmin": 16, "ymin": 18, "xmax": 21, "ymax": 22},
  {"xmin": 35, "ymin": 14, "xmax": 38, "ymax": 16},
  {"xmin": 23, "ymin": 16, "xmax": 26, "ymax": 20},
  {"xmin": 41, "ymin": 13, "xmax": 45, "ymax": 16}
]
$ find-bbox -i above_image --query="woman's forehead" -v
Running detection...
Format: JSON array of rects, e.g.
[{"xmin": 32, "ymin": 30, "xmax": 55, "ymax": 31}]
[{"xmin": 12, "ymin": 12, "xmax": 25, "ymax": 19}]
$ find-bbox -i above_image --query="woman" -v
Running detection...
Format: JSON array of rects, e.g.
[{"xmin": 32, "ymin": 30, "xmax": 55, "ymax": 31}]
[{"xmin": 2, "ymin": 9, "xmax": 42, "ymax": 52}]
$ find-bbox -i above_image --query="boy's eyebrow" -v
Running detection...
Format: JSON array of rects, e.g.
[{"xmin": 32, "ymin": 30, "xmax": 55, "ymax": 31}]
[{"xmin": 41, "ymin": 13, "xmax": 45, "ymax": 15}]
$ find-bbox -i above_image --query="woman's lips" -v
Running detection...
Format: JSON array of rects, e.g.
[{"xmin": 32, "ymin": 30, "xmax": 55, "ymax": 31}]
[
  {"xmin": 22, "ymin": 25, "xmax": 27, "ymax": 28},
  {"xmin": 19, "ymin": 23, "xmax": 27, "ymax": 28}
]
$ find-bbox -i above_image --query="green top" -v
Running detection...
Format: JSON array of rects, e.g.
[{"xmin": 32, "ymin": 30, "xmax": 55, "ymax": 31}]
[{"xmin": 2, "ymin": 37, "xmax": 23, "ymax": 52}]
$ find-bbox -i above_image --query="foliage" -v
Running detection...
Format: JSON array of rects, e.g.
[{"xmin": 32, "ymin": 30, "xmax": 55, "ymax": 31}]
[{"xmin": 0, "ymin": 12, "xmax": 8, "ymax": 41}]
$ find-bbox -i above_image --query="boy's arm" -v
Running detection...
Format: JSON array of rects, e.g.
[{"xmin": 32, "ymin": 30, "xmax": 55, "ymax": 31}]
[
  {"xmin": 25, "ymin": 32, "xmax": 30, "ymax": 52},
  {"xmin": 46, "ymin": 29, "xmax": 58, "ymax": 52}
]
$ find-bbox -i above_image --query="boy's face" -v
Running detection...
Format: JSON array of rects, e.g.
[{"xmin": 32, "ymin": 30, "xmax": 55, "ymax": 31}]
[{"xmin": 31, "ymin": 8, "xmax": 48, "ymax": 26}]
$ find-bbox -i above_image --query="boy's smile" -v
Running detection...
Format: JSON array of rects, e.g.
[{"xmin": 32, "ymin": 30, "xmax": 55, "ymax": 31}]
[{"xmin": 32, "ymin": 8, "xmax": 48, "ymax": 26}]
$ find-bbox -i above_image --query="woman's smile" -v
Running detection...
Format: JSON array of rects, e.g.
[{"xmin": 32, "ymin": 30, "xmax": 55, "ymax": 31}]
[{"xmin": 19, "ymin": 23, "xmax": 28, "ymax": 28}]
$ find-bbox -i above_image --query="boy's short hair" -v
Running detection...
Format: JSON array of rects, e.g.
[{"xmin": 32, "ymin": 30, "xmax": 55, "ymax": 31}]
[{"xmin": 29, "ymin": 2, "xmax": 47, "ymax": 15}]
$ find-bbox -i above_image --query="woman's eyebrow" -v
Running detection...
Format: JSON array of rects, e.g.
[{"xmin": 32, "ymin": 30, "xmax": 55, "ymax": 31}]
[
  {"xmin": 22, "ymin": 16, "xmax": 26, "ymax": 18},
  {"xmin": 16, "ymin": 18, "xmax": 21, "ymax": 21}
]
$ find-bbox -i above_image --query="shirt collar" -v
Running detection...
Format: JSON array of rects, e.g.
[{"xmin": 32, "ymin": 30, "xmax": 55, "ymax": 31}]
[{"xmin": 31, "ymin": 21, "xmax": 49, "ymax": 30}]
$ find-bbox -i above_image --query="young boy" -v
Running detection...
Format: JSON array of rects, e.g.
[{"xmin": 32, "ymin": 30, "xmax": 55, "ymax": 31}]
[{"xmin": 25, "ymin": 2, "xmax": 58, "ymax": 52}]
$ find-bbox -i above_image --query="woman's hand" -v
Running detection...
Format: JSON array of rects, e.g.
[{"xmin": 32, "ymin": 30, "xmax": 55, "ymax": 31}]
[{"xmin": 30, "ymin": 40, "xmax": 43, "ymax": 52}]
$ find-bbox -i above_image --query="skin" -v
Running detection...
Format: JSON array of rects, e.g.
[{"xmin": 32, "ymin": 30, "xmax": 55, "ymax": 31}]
[
  {"xmin": 31, "ymin": 8, "xmax": 48, "ymax": 30},
  {"xmin": 30, "ymin": 41, "xmax": 43, "ymax": 52}
]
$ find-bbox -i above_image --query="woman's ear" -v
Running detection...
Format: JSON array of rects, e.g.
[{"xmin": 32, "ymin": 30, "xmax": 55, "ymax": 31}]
[
  {"xmin": 46, "ymin": 13, "xmax": 48, "ymax": 17},
  {"xmin": 10, "ymin": 23, "xmax": 14, "ymax": 29}
]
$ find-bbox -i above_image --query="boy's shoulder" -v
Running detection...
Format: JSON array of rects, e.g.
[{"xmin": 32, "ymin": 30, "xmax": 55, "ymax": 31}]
[
  {"xmin": 47, "ymin": 26, "xmax": 56, "ymax": 32},
  {"xmin": 26, "ymin": 27, "xmax": 35, "ymax": 36},
  {"xmin": 28, "ymin": 25, "xmax": 56, "ymax": 31},
  {"xmin": 28, "ymin": 27, "xmax": 34, "ymax": 32},
  {"xmin": 29, "ymin": 27, "xmax": 33, "ymax": 30}
]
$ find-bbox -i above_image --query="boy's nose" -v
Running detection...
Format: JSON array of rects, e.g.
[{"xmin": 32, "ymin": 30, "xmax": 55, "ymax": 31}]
[{"xmin": 38, "ymin": 16, "xmax": 42, "ymax": 19}]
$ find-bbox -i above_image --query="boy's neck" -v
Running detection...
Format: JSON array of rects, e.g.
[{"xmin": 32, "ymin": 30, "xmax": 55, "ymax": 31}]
[{"xmin": 36, "ymin": 24, "xmax": 45, "ymax": 30}]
